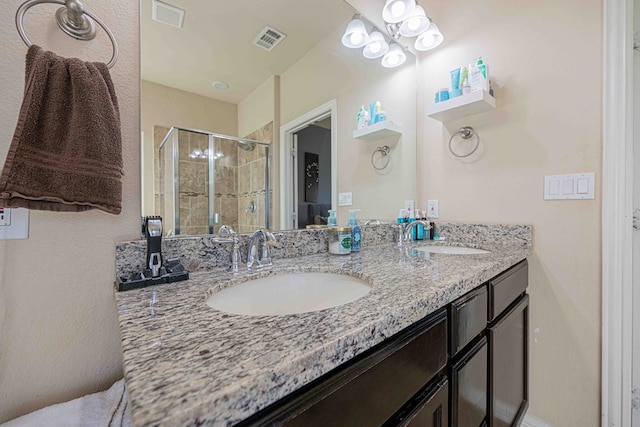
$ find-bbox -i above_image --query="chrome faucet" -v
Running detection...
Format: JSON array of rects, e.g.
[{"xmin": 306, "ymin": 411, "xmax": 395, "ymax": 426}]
[
  {"xmin": 247, "ymin": 229, "xmax": 277, "ymax": 269},
  {"xmin": 397, "ymin": 220, "xmax": 432, "ymax": 246},
  {"xmin": 213, "ymin": 226, "xmax": 244, "ymax": 272}
]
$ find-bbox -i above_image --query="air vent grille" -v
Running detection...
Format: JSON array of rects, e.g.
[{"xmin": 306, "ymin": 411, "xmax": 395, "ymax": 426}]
[
  {"xmin": 152, "ymin": 0, "xmax": 185, "ymax": 28},
  {"xmin": 253, "ymin": 26, "xmax": 287, "ymax": 51}
]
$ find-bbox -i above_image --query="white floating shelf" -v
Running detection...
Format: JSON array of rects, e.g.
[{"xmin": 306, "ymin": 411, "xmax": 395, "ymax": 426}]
[
  {"xmin": 426, "ymin": 90, "xmax": 496, "ymax": 122},
  {"xmin": 352, "ymin": 121, "xmax": 401, "ymax": 141}
]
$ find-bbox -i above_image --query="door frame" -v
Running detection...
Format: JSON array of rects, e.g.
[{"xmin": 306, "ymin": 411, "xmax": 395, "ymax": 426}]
[
  {"xmin": 603, "ymin": 0, "xmax": 635, "ymax": 425},
  {"xmin": 279, "ymin": 99, "xmax": 338, "ymax": 229}
]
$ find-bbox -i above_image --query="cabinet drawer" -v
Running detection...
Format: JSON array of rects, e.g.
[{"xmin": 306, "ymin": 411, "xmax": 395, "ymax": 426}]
[
  {"xmin": 241, "ymin": 309, "xmax": 448, "ymax": 427},
  {"xmin": 385, "ymin": 376, "xmax": 449, "ymax": 427},
  {"xmin": 450, "ymin": 285, "xmax": 488, "ymax": 356},
  {"xmin": 489, "ymin": 260, "xmax": 528, "ymax": 322}
]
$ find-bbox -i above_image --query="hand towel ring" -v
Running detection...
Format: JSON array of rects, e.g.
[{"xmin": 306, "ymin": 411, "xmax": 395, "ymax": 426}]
[
  {"xmin": 16, "ymin": 0, "xmax": 119, "ymax": 69},
  {"xmin": 371, "ymin": 145, "xmax": 391, "ymax": 170},
  {"xmin": 449, "ymin": 126, "xmax": 480, "ymax": 158}
]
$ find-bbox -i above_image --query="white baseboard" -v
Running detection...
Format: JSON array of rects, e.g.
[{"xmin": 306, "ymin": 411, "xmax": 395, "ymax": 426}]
[{"xmin": 521, "ymin": 413, "xmax": 554, "ymax": 427}]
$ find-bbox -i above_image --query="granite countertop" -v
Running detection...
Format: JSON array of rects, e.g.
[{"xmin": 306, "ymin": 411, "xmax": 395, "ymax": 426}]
[{"xmin": 116, "ymin": 231, "xmax": 531, "ymax": 427}]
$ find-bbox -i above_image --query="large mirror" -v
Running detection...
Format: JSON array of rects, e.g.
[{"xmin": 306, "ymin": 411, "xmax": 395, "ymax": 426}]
[{"xmin": 140, "ymin": 0, "xmax": 418, "ymax": 235}]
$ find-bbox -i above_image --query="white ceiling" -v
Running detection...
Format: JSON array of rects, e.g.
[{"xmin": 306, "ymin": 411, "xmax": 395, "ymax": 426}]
[{"xmin": 141, "ymin": 0, "xmax": 355, "ymax": 104}]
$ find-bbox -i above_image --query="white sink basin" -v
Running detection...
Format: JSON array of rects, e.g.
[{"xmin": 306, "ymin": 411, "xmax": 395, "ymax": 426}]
[
  {"xmin": 418, "ymin": 245, "xmax": 490, "ymax": 255},
  {"xmin": 206, "ymin": 272, "xmax": 372, "ymax": 316}
]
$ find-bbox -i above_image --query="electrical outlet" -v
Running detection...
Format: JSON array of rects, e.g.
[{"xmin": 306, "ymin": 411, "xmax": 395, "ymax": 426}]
[
  {"xmin": 338, "ymin": 192, "xmax": 353, "ymax": 206},
  {"xmin": 0, "ymin": 207, "xmax": 10, "ymax": 226},
  {"xmin": 404, "ymin": 200, "xmax": 415, "ymax": 215},
  {"xmin": 0, "ymin": 207, "xmax": 29, "ymax": 240},
  {"xmin": 427, "ymin": 200, "xmax": 439, "ymax": 218}
]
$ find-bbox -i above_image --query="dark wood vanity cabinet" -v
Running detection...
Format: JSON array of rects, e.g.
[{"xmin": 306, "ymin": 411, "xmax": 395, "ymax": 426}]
[
  {"xmin": 240, "ymin": 309, "xmax": 448, "ymax": 427},
  {"xmin": 450, "ymin": 259, "xmax": 529, "ymax": 427},
  {"xmin": 239, "ymin": 260, "xmax": 528, "ymax": 427}
]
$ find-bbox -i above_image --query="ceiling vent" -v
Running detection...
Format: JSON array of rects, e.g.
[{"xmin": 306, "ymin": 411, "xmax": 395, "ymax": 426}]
[
  {"xmin": 252, "ymin": 26, "xmax": 287, "ymax": 51},
  {"xmin": 152, "ymin": 0, "xmax": 185, "ymax": 29}
]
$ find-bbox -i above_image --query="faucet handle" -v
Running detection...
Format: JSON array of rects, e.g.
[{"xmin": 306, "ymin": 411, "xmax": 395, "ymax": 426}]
[
  {"xmin": 258, "ymin": 231, "xmax": 278, "ymax": 267},
  {"xmin": 228, "ymin": 236, "xmax": 245, "ymax": 273}
]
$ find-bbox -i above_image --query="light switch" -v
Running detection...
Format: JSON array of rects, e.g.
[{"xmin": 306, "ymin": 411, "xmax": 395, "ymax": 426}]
[
  {"xmin": 577, "ymin": 178, "xmax": 589, "ymax": 194},
  {"xmin": 562, "ymin": 179, "xmax": 574, "ymax": 195},
  {"xmin": 544, "ymin": 173, "xmax": 595, "ymax": 200}
]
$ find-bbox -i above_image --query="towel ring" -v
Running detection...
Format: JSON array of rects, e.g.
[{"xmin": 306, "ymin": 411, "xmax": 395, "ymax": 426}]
[
  {"xmin": 371, "ymin": 145, "xmax": 391, "ymax": 170},
  {"xmin": 448, "ymin": 126, "xmax": 480, "ymax": 158},
  {"xmin": 16, "ymin": 0, "xmax": 119, "ymax": 69}
]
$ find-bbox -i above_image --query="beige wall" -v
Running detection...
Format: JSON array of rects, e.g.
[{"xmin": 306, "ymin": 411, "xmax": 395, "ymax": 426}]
[
  {"xmin": 238, "ymin": 76, "xmax": 276, "ymax": 139},
  {"xmin": 417, "ymin": 0, "xmax": 602, "ymax": 425},
  {"xmin": 141, "ymin": 80, "xmax": 237, "ymax": 215},
  {"xmin": 0, "ymin": 0, "xmax": 140, "ymax": 423},
  {"xmin": 280, "ymin": 22, "xmax": 418, "ymax": 223}
]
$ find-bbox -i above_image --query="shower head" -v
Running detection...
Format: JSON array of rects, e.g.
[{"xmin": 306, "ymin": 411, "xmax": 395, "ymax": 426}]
[{"xmin": 238, "ymin": 140, "xmax": 256, "ymax": 151}]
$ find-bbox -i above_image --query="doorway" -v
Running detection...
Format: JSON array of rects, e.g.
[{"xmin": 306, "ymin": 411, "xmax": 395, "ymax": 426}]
[
  {"xmin": 294, "ymin": 119, "xmax": 332, "ymax": 229},
  {"xmin": 280, "ymin": 100, "xmax": 338, "ymax": 230},
  {"xmin": 603, "ymin": 0, "xmax": 637, "ymax": 425},
  {"xmin": 634, "ymin": 5, "xmax": 640, "ymax": 426}
]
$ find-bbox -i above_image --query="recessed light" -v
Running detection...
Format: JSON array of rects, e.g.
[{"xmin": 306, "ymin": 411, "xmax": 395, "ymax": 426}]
[{"xmin": 212, "ymin": 81, "xmax": 229, "ymax": 90}]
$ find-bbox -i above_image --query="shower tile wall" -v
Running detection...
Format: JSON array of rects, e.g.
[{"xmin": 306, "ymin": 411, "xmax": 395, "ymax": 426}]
[
  {"xmin": 214, "ymin": 138, "xmax": 238, "ymax": 234},
  {"xmin": 153, "ymin": 126, "xmax": 209, "ymax": 235},
  {"xmin": 238, "ymin": 122, "xmax": 272, "ymax": 234},
  {"xmin": 178, "ymin": 130, "xmax": 209, "ymax": 235},
  {"xmin": 153, "ymin": 124, "xmax": 272, "ymax": 236}
]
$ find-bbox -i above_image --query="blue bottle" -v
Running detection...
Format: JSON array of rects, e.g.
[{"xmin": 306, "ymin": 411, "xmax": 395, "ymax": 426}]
[
  {"xmin": 348, "ymin": 210, "xmax": 362, "ymax": 252},
  {"xmin": 416, "ymin": 209, "xmax": 425, "ymax": 240},
  {"xmin": 408, "ymin": 209, "xmax": 416, "ymax": 240}
]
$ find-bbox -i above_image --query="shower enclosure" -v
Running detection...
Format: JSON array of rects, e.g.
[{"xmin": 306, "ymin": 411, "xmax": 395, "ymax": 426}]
[{"xmin": 156, "ymin": 126, "xmax": 270, "ymax": 236}]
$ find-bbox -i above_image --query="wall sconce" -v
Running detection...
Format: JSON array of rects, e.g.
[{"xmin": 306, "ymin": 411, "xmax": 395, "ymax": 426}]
[
  {"xmin": 341, "ymin": 1, "xmax": 443, "ymax": 68},
  {"xmin": 363, "ymin": 29, "xmax": 389, "ymax": 59},
  {"xmin": 414, "ymin": 22, "xmax": 443, "ymax": 51},
  {"xmin": 341, "ymin": 15, "xmax": 369, "ymax": 48},
  {"xmin": 381, "ymin": 43, "xmax": 407, "ymax": 68}
]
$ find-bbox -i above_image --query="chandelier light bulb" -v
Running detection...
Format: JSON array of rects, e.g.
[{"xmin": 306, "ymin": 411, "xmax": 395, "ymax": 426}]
[
  {"xmin": 350, "ymin": 31, "xmax": 364, "ymax": 46},
  {"xmin": 399, "ymin": 6, "xmax": 430, "ymax": 37},
  {"xmin": 341, "ymin": 15, "xmax": 369, "ymax": 48},
  {"xmin": 363, "ymin": 30, "xmax": 389, "ymax": 59},
  {"xmin": 391, "ymin": 2, "xmax": 405, "ymax": 18},
  {"xmin": 382, "ymin": 0, "xmax": 416, "ymax": 24},
  {"xmin": 381, "ymin": 43, "xmax": 407, "ymax": 68},
  {"xmin": 414, "ymin": 22, "xmax": 443, "ymax": 51}
]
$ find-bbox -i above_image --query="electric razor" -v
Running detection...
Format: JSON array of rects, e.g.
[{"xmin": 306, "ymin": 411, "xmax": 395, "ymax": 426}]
[{"xmin": 144, "ymin": 216, "xmax": 163, "ymax": 277}]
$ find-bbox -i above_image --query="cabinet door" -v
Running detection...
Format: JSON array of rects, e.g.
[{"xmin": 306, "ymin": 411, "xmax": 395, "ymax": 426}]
[
  {"xmin": 399, "ymin": 377, "xmax": 449, "ymax": 427},
  {"xmin": 451, "ymin": 336, "xmax": 488, "ymax": 427},
  {"xmin": 488, "ymin": 294, "xmax": 529, "ymax": 427}
]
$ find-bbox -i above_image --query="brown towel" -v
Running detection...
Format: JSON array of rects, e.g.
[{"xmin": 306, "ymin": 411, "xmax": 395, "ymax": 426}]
[{"xmin": 0, "ymin": 45, "xmax": 123, "ymax": 215}]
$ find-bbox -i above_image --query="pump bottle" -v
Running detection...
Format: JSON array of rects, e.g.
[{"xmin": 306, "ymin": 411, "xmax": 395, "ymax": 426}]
[{"xmin": 348, "ymin": 210, "xmax": 362, "ymax": 252}]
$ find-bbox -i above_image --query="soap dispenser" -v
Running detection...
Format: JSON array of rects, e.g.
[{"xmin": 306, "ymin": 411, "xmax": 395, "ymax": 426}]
[
  {"xmin": 348, "ymin": 209, "xmax": 362, "ymax": 252},
  {"xmin": 327, "ymin": 210, "xmax": 338, "ymax": 226}
]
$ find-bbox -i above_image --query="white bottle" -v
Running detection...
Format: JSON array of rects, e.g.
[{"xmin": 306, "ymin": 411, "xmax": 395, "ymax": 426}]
[
  {"xmin": 469, "ymin": 57, "xmax": 489, "ymax": 93},
  {"xmin": 357, "ymin": 105, "xmax": 370, "ymax": 129}
]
